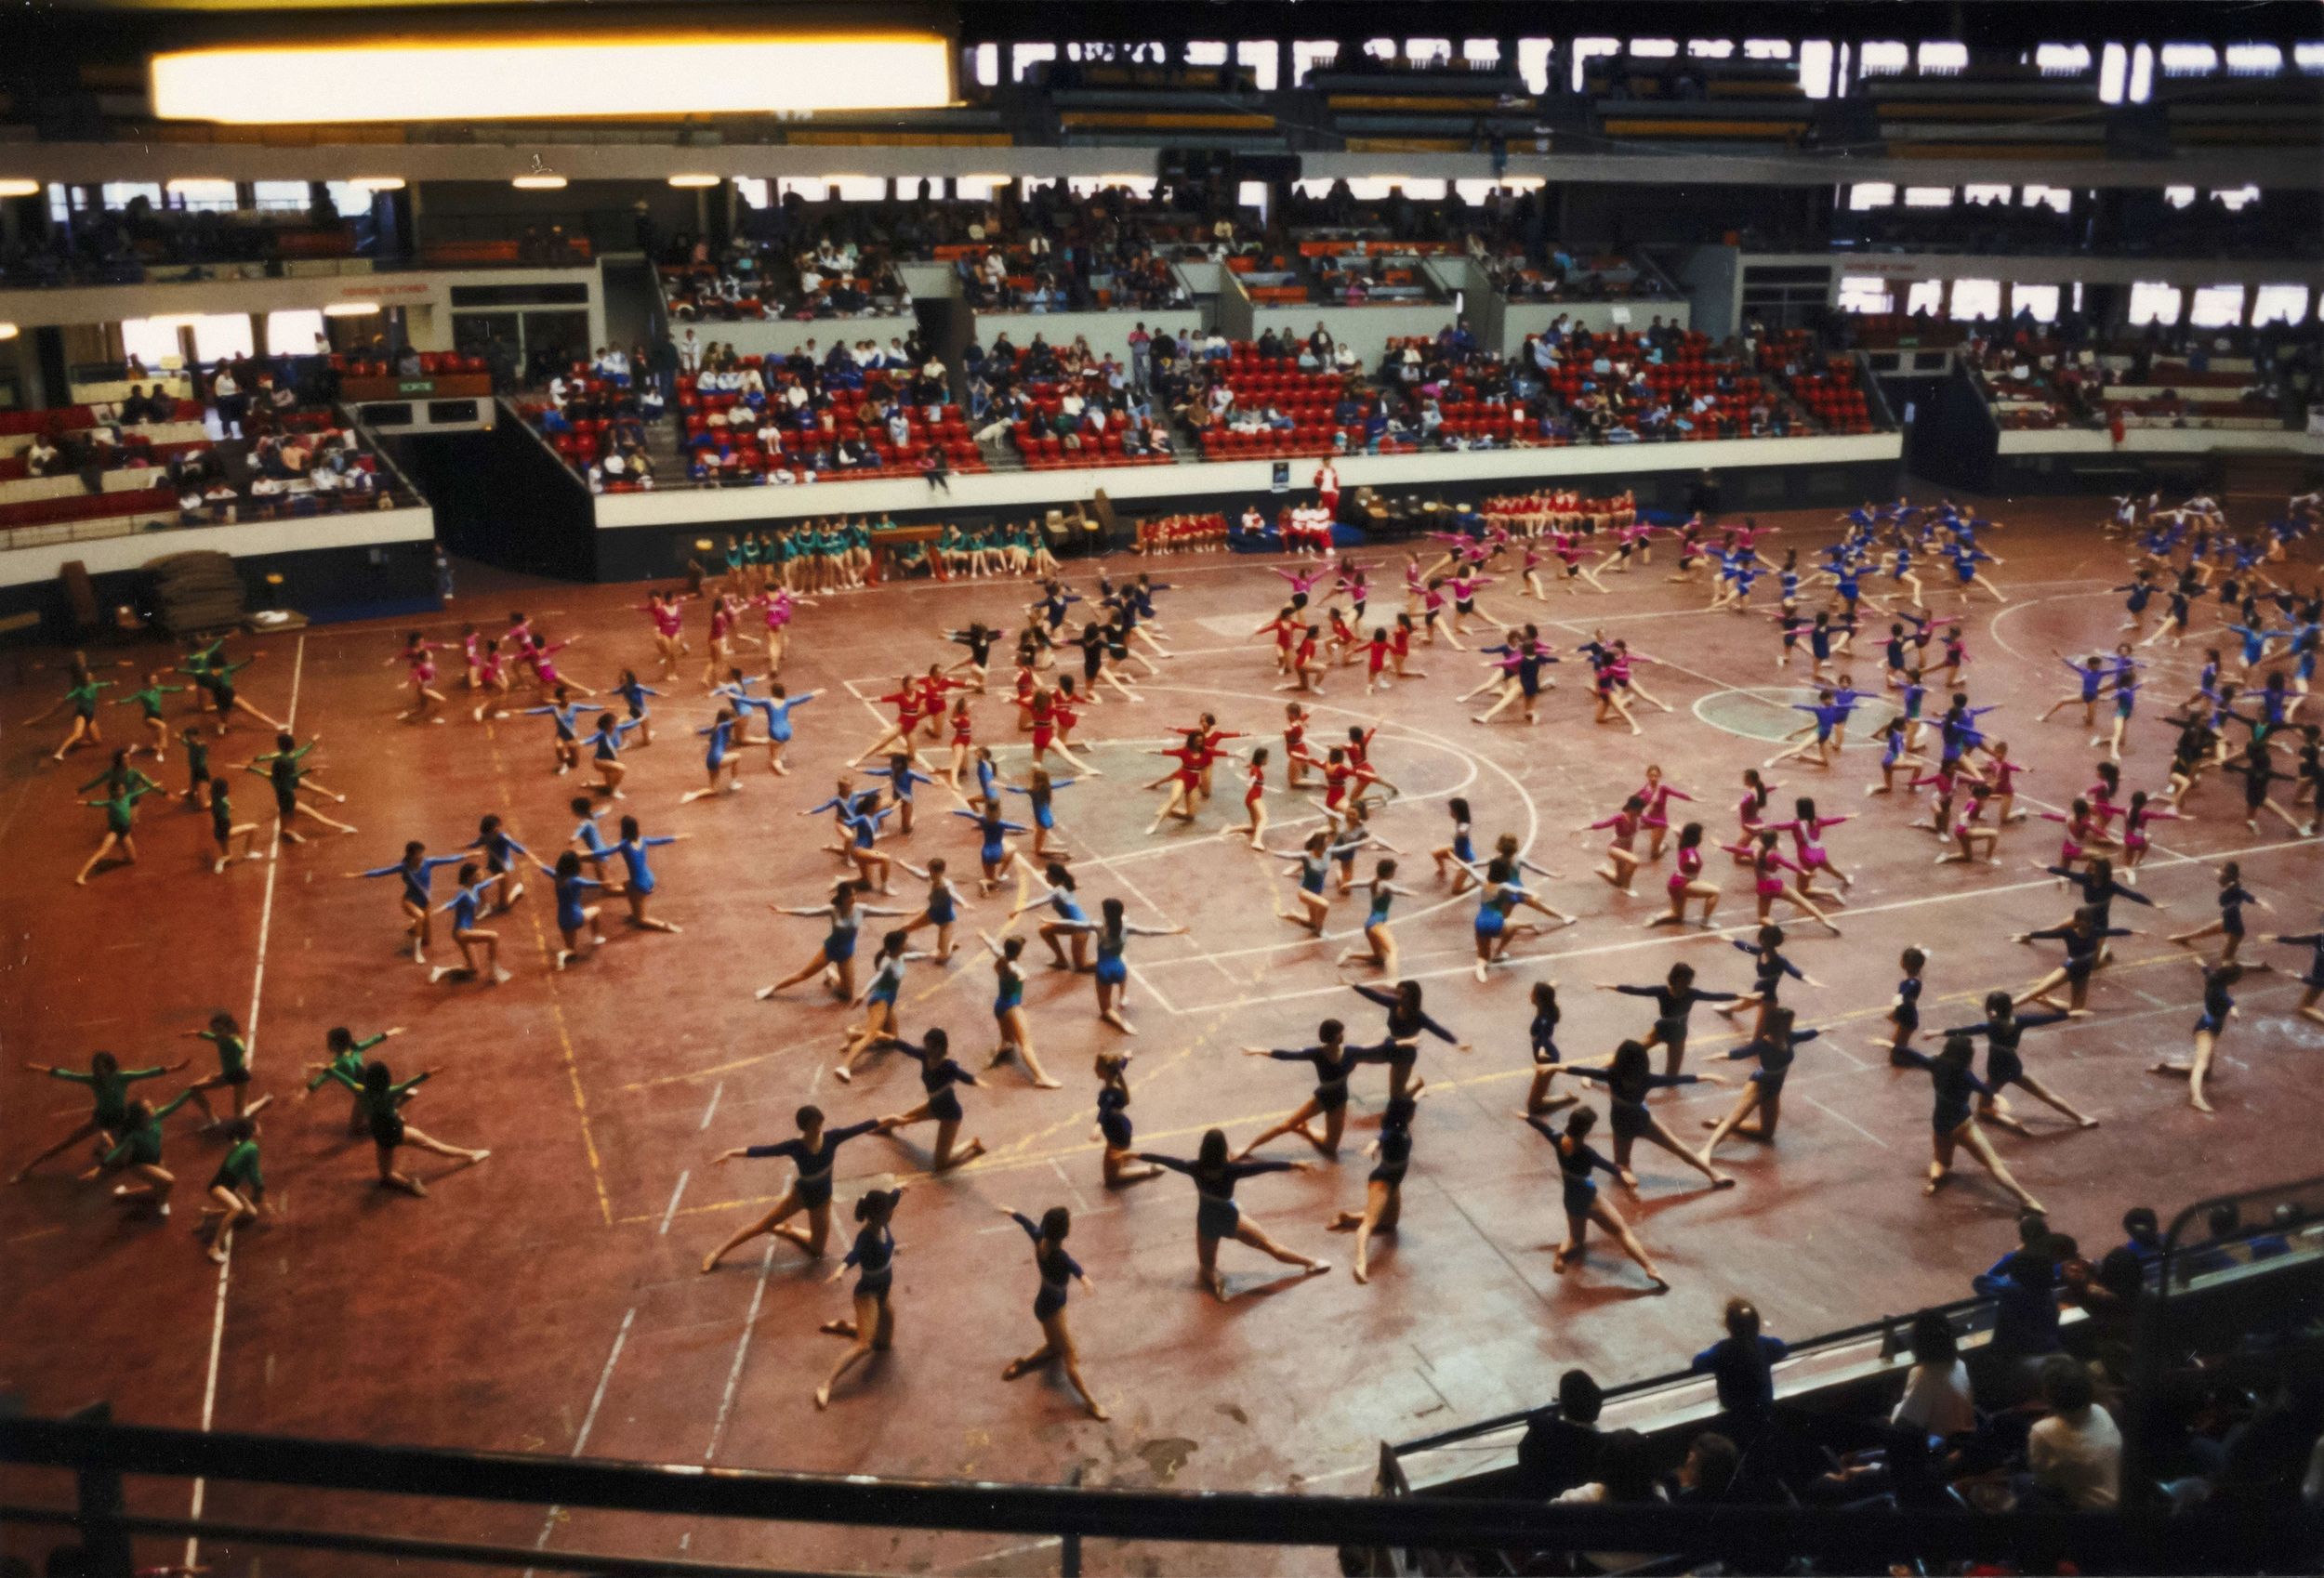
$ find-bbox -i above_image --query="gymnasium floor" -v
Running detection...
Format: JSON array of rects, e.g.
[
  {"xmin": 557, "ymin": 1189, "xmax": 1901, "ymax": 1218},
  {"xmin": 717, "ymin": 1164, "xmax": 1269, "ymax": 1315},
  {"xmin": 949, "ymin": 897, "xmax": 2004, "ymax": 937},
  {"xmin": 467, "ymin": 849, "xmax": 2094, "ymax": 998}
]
[{"xmin": 2, "ymin": 493, "xmax": 2319, "ymax": 1577}]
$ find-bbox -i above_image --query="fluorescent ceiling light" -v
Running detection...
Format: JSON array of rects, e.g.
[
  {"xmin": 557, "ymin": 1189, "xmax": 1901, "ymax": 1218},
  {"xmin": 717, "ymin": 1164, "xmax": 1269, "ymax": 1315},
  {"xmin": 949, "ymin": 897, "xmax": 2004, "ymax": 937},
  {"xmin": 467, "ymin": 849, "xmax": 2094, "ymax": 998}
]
[
  {"xmin": 151, "ymin": 35, "xmax": 953, "ymax": 124},
  {"xmin": 323, "ymin": 301, "xmax": 381, "ymax": 317},
  {"xmin": 512, "ymin": 175, "xmax": 568, "ymax": 190},
  {"xmin": 0, "ymin": 179, "xmax": 38, "ymax": 198},
  {"xmin": 351, "ymin": 177, "xmax": 406, "ymax": 191},
  {"xmin": 0, "ymin": 322, "xmax": 18, "ymax": 341},
  {"xmin": 667, "ymin": 174, "xmax": 721, "ymax": 189}
]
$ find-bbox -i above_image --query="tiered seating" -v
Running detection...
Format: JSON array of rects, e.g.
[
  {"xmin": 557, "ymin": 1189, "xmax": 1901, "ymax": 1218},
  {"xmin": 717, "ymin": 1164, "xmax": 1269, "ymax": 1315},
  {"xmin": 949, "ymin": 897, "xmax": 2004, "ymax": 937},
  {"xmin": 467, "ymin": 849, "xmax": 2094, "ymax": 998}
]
[
  {"xmin": 1532, "ymin": 328, "xmax": 1781, "ymax": 439},
  {"xmin": 1192, "ymin": 343, "xmax": 1416, "ymax": 460},
  {"xmin": 677, "ymin": 371, "xmax": 987, "ymax": 482},
  {"xmin": 330, "ymin": 351, "xmax": 489, "ymax": 380},
  {"xmin": 1864, "ymin": 65, "xmax": 2106, "ymax": 157},
  {"xmin": 1785, "ymin": 365, "xmax": 1877, "ymax": 434},
  {"xmin": 2100, "ymin": 363, "xmax": 2281, "ymax": 431}
]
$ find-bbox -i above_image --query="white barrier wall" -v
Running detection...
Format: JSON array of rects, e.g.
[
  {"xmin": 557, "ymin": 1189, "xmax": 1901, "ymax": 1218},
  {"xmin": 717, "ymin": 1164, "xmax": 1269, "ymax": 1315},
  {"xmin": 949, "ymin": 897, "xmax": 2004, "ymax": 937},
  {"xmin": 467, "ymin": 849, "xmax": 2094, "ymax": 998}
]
[
  {"xmin": 592, "ymin": 432, "xmax": 1902, "ymax": 530},
  {"xmin": 679, "ymin": 313, "xmax": 922, "ymax": 362},
  {"xmin": 1996, "ymin": 428, "xmax": 2324, "ymax": 457},
  {"xmin": 0, "ymin": 504, "xmax": 435, "ymax": 588},
  {"xmin": 1245, "ymin": 302, "xmax": 1456, "ymax": 367},
  {"xmin": 969, "ymin": 307, "xmax": 1214, "ymax": 367},
  {"xmin": 1502, "ymin": 299, "xmax": 1693, "ymax": 353}
]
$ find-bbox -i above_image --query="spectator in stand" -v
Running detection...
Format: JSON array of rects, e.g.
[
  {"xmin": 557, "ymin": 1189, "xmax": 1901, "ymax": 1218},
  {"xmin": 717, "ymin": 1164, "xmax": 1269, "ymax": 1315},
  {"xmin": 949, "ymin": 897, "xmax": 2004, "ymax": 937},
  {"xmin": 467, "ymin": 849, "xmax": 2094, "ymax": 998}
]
[
  {"xmin": 1552, "ymin": 1429, "xmax": 1668, "ymax": 1572},
  {"xmin": 2025, "ymin": 1356, "xmax": 2121, "ymax": 1510},
  {"xmin": 1892, "ymin": 1310, "xmax": 1976, "ymax": 1440},
  {"xmin": 1692, "ymin": 1297, "xmax": 1789, "ymax": 1438},
  {"xmin": 24, "ymin": 432, "xmax": 61, "ymax": 477},
  {"xmin": 1974, "ymin": 1217, "xmax": 2067, "ymax": 1396},
  {"xmin": 1664, "ymin": 1432, "xmax": 1742, "ymax": 1506},
  {"xmin": 1516, "ymin": 1368, "xmax": 1605, "ymax": 1498}
]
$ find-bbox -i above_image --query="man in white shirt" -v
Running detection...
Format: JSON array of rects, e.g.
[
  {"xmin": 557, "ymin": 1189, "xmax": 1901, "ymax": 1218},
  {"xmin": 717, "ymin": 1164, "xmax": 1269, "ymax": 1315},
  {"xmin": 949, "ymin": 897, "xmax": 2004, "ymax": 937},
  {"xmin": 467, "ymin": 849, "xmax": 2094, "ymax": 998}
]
[
  {"xmin": 679, "ymin": 330, "xmax": 701, "ymax": 374},
  {"xmin": 2027, "ymin": 1358, "xmax": 2120, "ymax": 1510}
]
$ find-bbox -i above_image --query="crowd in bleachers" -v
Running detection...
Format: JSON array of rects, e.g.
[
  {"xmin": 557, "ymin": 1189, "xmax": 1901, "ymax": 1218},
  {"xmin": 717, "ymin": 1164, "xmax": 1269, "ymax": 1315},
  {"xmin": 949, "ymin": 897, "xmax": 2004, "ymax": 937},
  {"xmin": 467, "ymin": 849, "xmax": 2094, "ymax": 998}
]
[
  {"xmin": 1459, "ymin": 1202, "xmax": 2324, "ymax": 1576},
  {"xmin": 661, "ymin": 231, "xmax": 911, "ymax": 322},
  {"xmin": 966, "ymin": 334, "xmax": 1179, "ymax": 470},
  {"xmin": 0, "ymin": 191, "xmax": 363, "ymax": 288},
  {"xmin": 1963, "ymin": 315, "xmax": 2324, "ymax": 434}
]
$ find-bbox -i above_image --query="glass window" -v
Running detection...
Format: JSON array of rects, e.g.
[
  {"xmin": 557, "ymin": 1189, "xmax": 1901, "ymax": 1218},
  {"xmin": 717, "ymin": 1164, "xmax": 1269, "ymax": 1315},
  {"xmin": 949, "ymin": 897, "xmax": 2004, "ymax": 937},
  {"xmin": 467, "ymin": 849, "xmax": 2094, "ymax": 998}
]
[
  {"xmin": 732, "ymin": 177, "xmax": 771, "ymax": 210},
  {"xmin": 1904, "ymin": 280, "xmax": 1943, "ymax": 316},
  {"xmin": 252, "ymin": 180, "xmax": 310, "ymax": 213},
  {"xmin": 1573, "ymin": 37, "xmax": 1620, "ymax": 91},
  {"xmin": 101, "ymin": 181, "xmax": 164, "ymax": 211},
  {"xmin": 972, "ymin": 44, "xmax": 998, "ymax": 87},
  {"xmin": 954, "ymin": 176, "xmax": 1006, "ymax": 203},
  {"xmin": 825, "ymin": 176, "xmax": 885, "ymax": 202},
  {"xmin": 1687, "ymin": 39, "xmax": 1736, "ymax": 59},
  {"xmin": 1903, "ymin": 187, "xmax": 1955, "ymax": 207},
  {"xmin": 46, "ymin": 182, "xmax": 70, "ymax": 224},
  {"xmin": 2225, "ymin": 43, "xmax": 2282, "ymax": 74},
  {"xmin": 167, "ymin": 179, "xmax": 239, "ymax": 212},
  {"xmin": 1848, "ymin": 182, "xmax": 1896, "ymax": 210},
  {"xmin": 1743, "ymin": 39, "xmax": 1791, "ymax": 59},
  {"xmin": 1236, "ymin": 180, "xmax": 1271, "ymax": 222},
  {"xmin": 1404, "ymin": 38, "xmax": 1454, "ymax": 65},
  {"xmin": 2159, "ymin": 43, "xmax": 2218, "ymax": 77},
  {"xmin": 1963, "ymin": 184, "xmax": 2014, "ymax": 205},
  {"xmin": 1948, "ymin": 279, "xmax": 2002, "ymax": 321},
  {"xmin": 189, "ymin": 312, "xmax": 256, "ymax": 363},
  {"xmin": 2037, "ymin": 43, "xmax": 2092, "ymax": 75},
  {"xmin": 1010, "ymin": 43, "xmax": 1056, "ymax": 83},
  {"xmin": 118, "ymin": 317, "xmax": 186, "ymax": 369},
  {"xmin": 323, "ymin": 181, "xmax": 376, "ymax": 218},
  {"xmin": 2129, "ymin": 43, "xmax": 2155, "ymax": 102},
  {"xmin": 2022, "ymin": 185, "xmax": 2072, "ymax": 214},
  {"xmin": 2099, "ymin": 42, "xmax": 2128, "ymax": 102},
  {"xmin": 2251, "ymin": 284, "xmax": 2310, "ymax": 326},
  {"xmin": 1184, "ymin": 42, "xmax": 1228, "ymax": 67},
  {"xmin": 1517, "ymin": 39, "xmax": 1553, "ymax": 93},
  {"xmin": 1801, "ymin": 40, "xmax": 1836, "ymax": 98},
  {"xmin": 1858, "ymin": 41, "xmax": 1909, "ymax": 76},
  {"xmin": 1293, "ymin": 41, "xmax": 1339, "ymax": 85},
  {"xmin": 265, "ymin": 309, "xmax": 327, "ymax": 356},
  {"xmin": 2187, "ymin": 284, "xmax": 2245, "ymax": 328},
  {"xmin": 2127, "ymin": 282, "xmax": 2184, "ymax": 326},
  {"xmin": 775, "ymin": 177, "xmax": 830, "ymax": 202},
  {"xmin": 2162, "ymin": 186, "xmax": 2197, "ymax": 208},
  {"xmin": 1462, "ymin": 38, "xmax": 1502, "ymax": 66},
  {"xmin": 1237, "ymin": 41, "xmax": 1279, "ymax": 92},
  {"xmin": 2012, "ymin": 284, "xmax": 2061, "ymax": 322},
  {"xmin": 1837, "ymin": 275, "xmax": 1893, "ymax": 314},
  {"xmin": 1629, "ymin": 39, "xmax": 1679, "ymax": 59},
  {"xmin": 2298, "ymin": 43, "xmax": 2324, "ymax": 74},
  {"xmin": 1917, "ymin": 42, "xmax": 1968, "ymax": 73},
  {"xmin": 2210, "ymin": 185, "xmax": 2259, "ymax": 212}
]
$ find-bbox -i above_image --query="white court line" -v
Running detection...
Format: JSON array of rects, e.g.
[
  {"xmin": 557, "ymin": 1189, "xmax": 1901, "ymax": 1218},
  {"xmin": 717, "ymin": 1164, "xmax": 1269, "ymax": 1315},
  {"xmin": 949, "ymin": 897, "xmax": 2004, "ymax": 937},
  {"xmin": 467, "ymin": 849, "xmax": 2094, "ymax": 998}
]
[
  {"xmin": 698, "ymin": 1080, "xmax": 724, "ymax": 1131},
  {"xmin": 705, "ymin": 1243, "xmax": 776, "ymax": 1462},
  {"xmin": 185, "ymin": 631, "xmax": 302, "ymax": 1571},
  {"xmin": 524, "ymin": 1306, "xmax": 638, "ymax": 1574},
  {"xmin": 1802, "ymin": 1093, "xmax": 1892, "ymax": 1151},
  {"xmin": 659, "ymin": 1170, "xmax": 692, "ymax": 1235},
  {"xmin": 1163, "ymin": 834, "xmax": 2323, "ymax": 1015}
]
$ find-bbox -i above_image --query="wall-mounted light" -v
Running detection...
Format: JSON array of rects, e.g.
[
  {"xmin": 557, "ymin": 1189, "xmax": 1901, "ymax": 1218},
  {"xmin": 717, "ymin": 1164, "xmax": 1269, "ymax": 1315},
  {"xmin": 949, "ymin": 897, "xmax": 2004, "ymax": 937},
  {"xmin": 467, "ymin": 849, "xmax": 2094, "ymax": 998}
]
[
  {"xmin": 351, "ymin": 176, "xmax": 406, "ymax": 192},
  {"xmin": 324, "ymin": 301, "xmax": 382, "ymax": 317},
  {"xmin": 151, "ymin": 34, "xmax": 953, "ymax": 124},
  {"xmin": 667, "ymin": 174, "xmax": 721, "ymax": 189},
  {"xmin": 0, "ymin": 322, "xmax": 19, "ymax": 341},
  {"xmin": 0, "ymin": 179, "xmax": 38, "ymax": 198},
  {"xmin": 513, "ymin": 174, "xmax": 569, "ymax": 191}
]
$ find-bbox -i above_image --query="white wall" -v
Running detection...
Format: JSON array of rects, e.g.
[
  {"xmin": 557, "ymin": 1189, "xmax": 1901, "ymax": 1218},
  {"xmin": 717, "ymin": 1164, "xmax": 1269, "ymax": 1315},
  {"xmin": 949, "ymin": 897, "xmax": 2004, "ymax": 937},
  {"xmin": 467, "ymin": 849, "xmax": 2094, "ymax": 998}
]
[
  {"xmin": 592, "ymin": 432, "xmax": 1902, "ymax": 529},
  {"xmin": 1502, "ymin": 299, "xmax": 1693, "ymax": 354},
  {"xmin": 1247, "ymin": 303, "xmax": 1457, "ymax": 368},
  {"xmin": 0, "ymin": 267, "xmax": 604, "ymax": 349},
  {"xmin": 0, "ymin": 504, "xmax": 434, "ymax": 588},
  {"xmin": 683, "ymin": 314, "xmax": 920, "ymax": 361},
  {"xmin": 1996, "ymin": 427, "xmax": 2322, "ymax": 457},
  {"xmin": 970, "ymin": 307, "xmax": 1213, "ymax": 366}
]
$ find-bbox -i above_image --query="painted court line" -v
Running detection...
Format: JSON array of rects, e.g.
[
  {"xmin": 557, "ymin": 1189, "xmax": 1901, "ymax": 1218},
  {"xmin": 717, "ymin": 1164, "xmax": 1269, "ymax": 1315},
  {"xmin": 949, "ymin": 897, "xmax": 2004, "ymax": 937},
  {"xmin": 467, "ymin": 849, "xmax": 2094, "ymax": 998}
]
[
  {"xmin": 525, "ymin": 1305, "xmax": 637, "ymax": 1573},
  {"xmin": 706, "ymin": 1243, "xmax": 776, "ymax": 1462},
  {"xmin": 659, "ymin": 1170, "xmax": 692, "ymax": 1235},
  {"xmin": 699, "ymin": 1081, "xmax": 725, "ymax": 1131},
  {"xmin": 185, "ymin": 630, "xmax": 301, "ymax": 1571}
]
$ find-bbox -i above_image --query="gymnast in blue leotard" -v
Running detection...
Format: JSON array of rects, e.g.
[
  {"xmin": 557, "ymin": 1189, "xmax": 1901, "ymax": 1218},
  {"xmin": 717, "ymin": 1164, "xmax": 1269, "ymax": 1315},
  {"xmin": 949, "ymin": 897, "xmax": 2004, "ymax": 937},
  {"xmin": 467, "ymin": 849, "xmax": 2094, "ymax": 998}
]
[
  {"xmin": 953, "ymin": 797, "xmax": 1028, "ymax": 893},
  {"xmin": 977, "ymin": 930, "xmax": 1060, "ymax": 1088},
  {"xmin": 1009, "ymin": 861, "xmax": 1093, "ymax": 971},
  {"xmin": 528, "ymin": 849, "xmax": 603, "ymax": 970},
  {"xmin": 680, "ymin": 708, "xmax": 744, "ymax": 802},
  {"xmin": 760, "ymin": 881, "xmax": 905, "ymax": 1002},
  {"xmin": 608, "ymin": 814, "xmax": 683, "ymax": 935},
  {"xmin": 1697, "ymin": 1005, "xmax": 1821, "ymax": 1162}
]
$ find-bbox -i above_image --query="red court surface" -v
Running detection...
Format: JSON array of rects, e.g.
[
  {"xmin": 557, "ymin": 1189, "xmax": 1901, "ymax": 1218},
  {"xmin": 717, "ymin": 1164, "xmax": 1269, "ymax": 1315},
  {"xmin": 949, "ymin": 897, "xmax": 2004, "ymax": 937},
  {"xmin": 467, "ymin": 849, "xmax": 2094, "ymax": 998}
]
[{"xmin": 3, "ymin": 493, "xmax": 2320, "ymax": 1576}]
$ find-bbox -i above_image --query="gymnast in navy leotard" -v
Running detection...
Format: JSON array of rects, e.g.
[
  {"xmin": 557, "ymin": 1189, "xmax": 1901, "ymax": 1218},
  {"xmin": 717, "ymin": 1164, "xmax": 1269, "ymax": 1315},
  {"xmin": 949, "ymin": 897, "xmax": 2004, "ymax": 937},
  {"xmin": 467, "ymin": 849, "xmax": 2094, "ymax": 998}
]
[
  {"xmin": 993, "ymin": 1203, "xmax": 1108, "ymax": 1417},
  {"xmin": 2152, "ymin": 960, "xmax": 2276, "ymax": 1113},
  {"xmin": 1894, "ymin": 1035, "xmax": 2043, "ymax": 1213},
  {"xmin": 1239, "ymin": 1017, "xmax": 1358, "ymax": 1158},
  {"xmin": 1522, "ymin": 1105, "xmax": 1668, "ymax": 1291},
  {"xmin": 1091, "ymin": 1049, "xmax": 1161, "ymax": 1188},
  {"xmin": 1549, "ymin": 1038, "xmax": 1735, "ymax": 1190},
  {"xmin": 2265, "ymin": 914, "xmax": 2324, "ymax": 1025},
  {"xmin": 1329, "ymin": 1094, "xmax": 1418, "ymax": 1284},
  {"xmin": 1869, "ymin": 945, "xmax": 1928, "ymax": 1061},
  {"xmin": 1944, "ymin": 991, "xmax": 2093, "ymax": 1132},
  {"xmin": 814, "ymin": 1185, "xmax": 905, "ymax": 1410},
  {"xmin": 1347, "ymin": 980, "xmax": 1461, "ymax": 1101},
  {"xmin": 868, "ymin": 1027, "xmax": 985, "ymax": 1171},
  {"xmin": 1697, "ymin": 1006, "xmax": 1821, "ymax": 1163},
  {"xmin": 704, "ymin": 1103, "xmax": 885, "ymax": 1269},
  {"xmin": 1138, "ymin": 1129, "xmax": 1329, "ymax": 1300}
]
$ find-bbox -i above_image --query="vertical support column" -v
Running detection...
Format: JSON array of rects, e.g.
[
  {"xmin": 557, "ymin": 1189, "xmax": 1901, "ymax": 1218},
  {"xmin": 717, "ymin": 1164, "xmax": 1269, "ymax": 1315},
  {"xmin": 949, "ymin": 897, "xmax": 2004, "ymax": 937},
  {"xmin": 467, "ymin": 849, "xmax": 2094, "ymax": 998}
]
[{"xmin": 69, "ymin": 1403, "xmax": 133, "ymax": 1578}]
